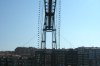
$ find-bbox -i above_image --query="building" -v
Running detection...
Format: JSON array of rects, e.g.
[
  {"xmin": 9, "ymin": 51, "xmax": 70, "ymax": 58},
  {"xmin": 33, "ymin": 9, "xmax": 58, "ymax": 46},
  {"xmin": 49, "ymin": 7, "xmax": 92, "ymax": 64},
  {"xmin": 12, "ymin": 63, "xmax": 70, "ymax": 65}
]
[
  {"xmin": 15, "ymin": 47, "xmax": 37, "ymax": 56},
  {"xmin": 35, "ymin": 49, "xmax": 78, "ymax": 66},
  {"xmin": 0, "ymin": 55, "xmax": 35, "ymax": 66},
  {"xmin": 76, "ymin": 47, "xmax": 100, "ymax": 66},
  {"xmin": 1, "ymin": 47, "xmax": 100, "ymax": 66}
]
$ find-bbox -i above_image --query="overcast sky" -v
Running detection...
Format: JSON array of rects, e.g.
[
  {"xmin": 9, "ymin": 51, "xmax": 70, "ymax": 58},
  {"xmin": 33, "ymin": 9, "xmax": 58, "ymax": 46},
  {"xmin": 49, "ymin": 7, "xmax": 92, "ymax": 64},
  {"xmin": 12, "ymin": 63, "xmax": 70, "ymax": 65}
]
[{"xmin": 0, "ymin": 0, "xmax": 100, "ymax": 50}]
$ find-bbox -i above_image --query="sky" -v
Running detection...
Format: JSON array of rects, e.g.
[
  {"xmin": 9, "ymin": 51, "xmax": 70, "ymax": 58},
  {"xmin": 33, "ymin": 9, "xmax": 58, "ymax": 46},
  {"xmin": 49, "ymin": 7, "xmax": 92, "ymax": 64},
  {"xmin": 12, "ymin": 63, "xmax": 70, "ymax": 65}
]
[{"xmin": 0, "ymin": 0, "xmax": 100, "ymax": 50}]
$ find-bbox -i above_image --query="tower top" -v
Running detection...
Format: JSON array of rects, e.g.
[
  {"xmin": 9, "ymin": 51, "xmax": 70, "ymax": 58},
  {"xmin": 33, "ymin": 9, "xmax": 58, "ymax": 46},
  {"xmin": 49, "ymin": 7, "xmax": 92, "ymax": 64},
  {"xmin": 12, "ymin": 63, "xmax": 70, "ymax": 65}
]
[{"xmin": 41, "ymin": 0, "xmax": 57, "ymax": 49}]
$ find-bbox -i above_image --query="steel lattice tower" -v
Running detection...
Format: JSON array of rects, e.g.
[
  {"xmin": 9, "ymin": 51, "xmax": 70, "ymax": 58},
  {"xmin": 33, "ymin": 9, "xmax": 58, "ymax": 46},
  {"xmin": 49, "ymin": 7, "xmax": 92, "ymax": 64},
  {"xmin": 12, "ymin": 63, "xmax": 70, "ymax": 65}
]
[{"xmin": 41, "ymin": 0, "xmax": 57, "ymax": 49}]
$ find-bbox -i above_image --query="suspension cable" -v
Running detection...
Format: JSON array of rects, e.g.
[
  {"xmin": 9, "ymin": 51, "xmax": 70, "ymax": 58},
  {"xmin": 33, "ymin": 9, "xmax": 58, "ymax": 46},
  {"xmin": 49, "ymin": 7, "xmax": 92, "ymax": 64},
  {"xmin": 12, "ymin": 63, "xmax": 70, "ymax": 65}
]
[
  {"xmin": 58, "ymin": 0, "xmax": 61, "ymax": 49},
  {"xmin": 37, "ymin": 0, "xmax": 41, "ymax": 49}
]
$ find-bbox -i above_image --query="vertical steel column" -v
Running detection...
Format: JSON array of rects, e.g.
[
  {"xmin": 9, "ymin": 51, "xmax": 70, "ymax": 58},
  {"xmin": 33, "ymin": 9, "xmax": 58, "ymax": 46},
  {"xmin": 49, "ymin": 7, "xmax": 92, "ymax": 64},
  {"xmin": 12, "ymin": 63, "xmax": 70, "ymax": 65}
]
[{"xmin": 41, "ymin": 0, "xmax": 57, "ymax": 49}]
